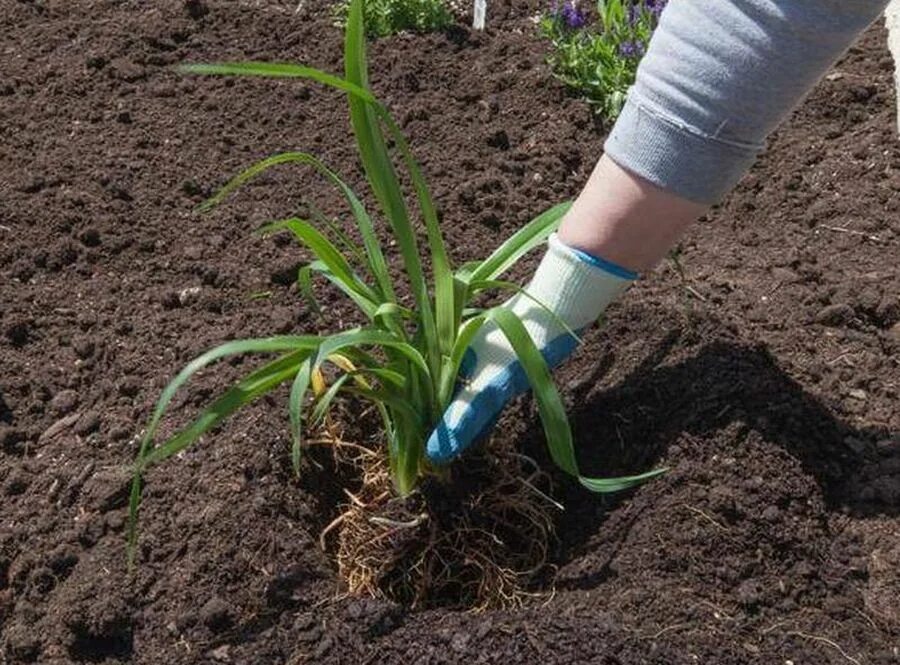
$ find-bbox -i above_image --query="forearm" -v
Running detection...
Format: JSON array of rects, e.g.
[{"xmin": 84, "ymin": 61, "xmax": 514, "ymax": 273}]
[
  {"xmin": 558, "ymin": 155, "xmax": 705, "ymax": 271},
  {"xmin": 561, "ymin": 0, "xmax": 890, "ymax": 270},
  {"xmin": 609, "ymin": 0, "xmax": 889, "ymax": 204}
]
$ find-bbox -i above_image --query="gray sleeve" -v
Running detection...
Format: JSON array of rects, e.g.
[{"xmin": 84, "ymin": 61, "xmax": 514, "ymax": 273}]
[{"xmin": 604, "ymin": 0, "xmax": 889, "ymax": 204}]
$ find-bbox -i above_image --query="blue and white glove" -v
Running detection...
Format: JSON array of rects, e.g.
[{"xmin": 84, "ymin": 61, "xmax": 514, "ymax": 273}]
[{"xmin": 425, "ymin": 233, "xmax": 637, "ymax": 463}]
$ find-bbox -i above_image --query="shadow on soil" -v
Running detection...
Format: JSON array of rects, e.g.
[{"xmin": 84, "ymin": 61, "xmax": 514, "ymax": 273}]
[{"xmin": 522, "ymin": 321, "xmax": 898, "ymax": 584}]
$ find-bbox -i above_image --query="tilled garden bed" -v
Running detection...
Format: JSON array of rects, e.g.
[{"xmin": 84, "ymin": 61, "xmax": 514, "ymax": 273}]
[{"xmin": 1, "ymin": 1, "xmax": 898, "ymax": 662}]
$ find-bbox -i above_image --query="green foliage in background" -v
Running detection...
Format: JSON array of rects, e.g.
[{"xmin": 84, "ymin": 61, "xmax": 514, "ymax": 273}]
[
  {"xmin": 334, "ymin": 0, "xmax": 454, "ymax": 38},
  {"xmin": 540, "ymin": 0, "xmax": 666, "ymax": 122}
]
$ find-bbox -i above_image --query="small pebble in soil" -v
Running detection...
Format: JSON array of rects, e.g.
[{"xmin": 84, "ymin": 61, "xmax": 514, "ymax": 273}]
[
  {"xmin": 81, "ymin": 466, "xmax": 131, "ymax": 512},
  {"xmin": 178, "ymin": 286, "xmax": 201, "ymax": 306},
  {"xmin": 72, "ymin": 337, "xmax": 95, "ymax": 359},
  {"xmin": 815, "ymin": 303, "xmax": 854, "ymax": 326},
  {"xmin": 106, "ymin": 511, "xmax": 125, "ymax": 531},
  {"xmin": 74, "ymin": 411, "xmax": 100, "ymax": 436},
  {"xmin": 38, "ymin": 413, "xmax": 81, "ymax": 444},
  {"xmin": 182, "ymin": 244, "xmax": 203, "ymax": 261},
  {"xmin": 450, "ymin": 632, "xmax": 471, "ymax": 653},
  {"xmin": 50, "ymin": 389, "xmax": 79, "ymax": 416},
  {"xmin": 210, "ymin": 645, "xmax": 231, "ymax": 661},
  {"xmin": 77, "ymin": 514, "xmax": 107, "ymax": 547},
  {"xmin": 200, "ymin": 596, "xmax": 233, "ymax": 632}
]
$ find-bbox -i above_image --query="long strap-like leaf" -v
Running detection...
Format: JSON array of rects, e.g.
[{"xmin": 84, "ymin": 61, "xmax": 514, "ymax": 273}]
[
  {"xmin": 262, "ymin": 218, "xmax": 381, "ymax": 314},
  {"xmin": 129, "ymin": 348, "xmax": 310, "ymax": 563},
  {"xmin": 137, "ymin": 336, "xmax": 321, "ymax": 465},
  {"xmin": 343, "ymin": 0, "xmax": 441, "ymax": 378},
  {"xmin": 183, "ymin": 6, "xmax": 452, "ymax": 391},
  {"xmin": 195, "ymin": 150, "xmax": 396, "ymax": 305},
  {"xmin": 488, "ymin": 307, "xmax": 665, "ymax": 493},
  {"xmin": 466, "ymin": 201, "xmax": 572, "ymax": 284}
]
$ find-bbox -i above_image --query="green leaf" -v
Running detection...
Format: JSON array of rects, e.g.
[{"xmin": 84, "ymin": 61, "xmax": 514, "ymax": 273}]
[
  {"xmin": 488, "ymin": 307, "xmax": 662, "ymax": 492},
  {"xmin": 282, "ymin": 326, "xmax": 433, "ymax": 473},
  {"xmin": 580, "ymin": 468, "xmax": 668, "ymax": 493},
  {"xmin": 180, "ymin": 62, "xmax": 376, "ymax": 103},
  {"xmin": 128, "ymin": 349, "xmax": 308, "ymax": 563},
  {"xmin": 487, "ymin": 308, "xmax": 578, "ymax": 475},
  {"xmin": 262, "ymin": 218, "xmax": 381, "ymax": 314},
  {"xmin": 184, "ymin": 26, "xmax": 443, "ymax": 376},
  {"xmin": 142, "ymin": 351, "xmax": 305, "ymax": 468},
  {"xmin": 310, "ymin": 205, "xmax": 370, "ymax": 277},
  {"xmin": 136, "ymin": 336, "xmax": 320, "ymax": 466},
  {"xmin": 304, "ymin": 260, "xmax": 384, "ymax": 320},
  {"xmin": 466, "ymin": 201, "xmax": 571, "ymax": 284},
  {"xmin": 345, "ymin": 365, "xmax": 407, "ymax": 390},
  {"xmin": 297, "ymin": 264, "xmax": 324, "ymax": 319},
  {"xmin": 310, "ymin": 374, "xmax": 352, "ymax": 426},
  {"xmin": 290, "ymin": 356, "xmax": 315, "ymax": 473},
  {"xmin": 469, "ymin": 279, "xmax": 581, "ymax": 345},
  {"xmin": 195, "ymin": 150, "xmax": 395, "ymax": 306},
  {"xmin": 373, "ymin": 105, "xmax": 455, "ymax": 359},
  {"xmin": 317, "ymin": 328, "xmax": 431, "ymax": 378},
  {"xmin": 344, "ymin": 0, "xmax": 442, "ymax": 385},
  {"xmin": 342, "ymin": 386, "xmax": 422, "ymax": 427},
  {"xmin": 386, "ymin": 408, "xmax": 424, "ymax": 496},
  {"xmin": 437, "ymin": 314, "xmax": 486, "ymax": 407}
]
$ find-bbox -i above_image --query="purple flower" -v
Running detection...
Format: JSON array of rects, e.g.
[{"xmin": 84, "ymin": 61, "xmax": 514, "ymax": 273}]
[
  {"xmin": 627, "ymin": 4, "xmax": 640, "ymax": 26},
  {"xmin": 552, "ymin": 0, "xmax": 586, "ymax": 29},
  {"xmin": 644, "ymin": 0, "xmax": 667, "ymax": 18},
  {"xmin": 627, "ymin": 0, "xmax": 667, "ymax": 25},
  {"xmin": 618, "ymin": 40, "xmax": 645, "ymax": 58}
]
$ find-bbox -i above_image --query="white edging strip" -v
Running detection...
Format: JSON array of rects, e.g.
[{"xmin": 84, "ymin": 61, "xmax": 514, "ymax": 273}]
[
  {"xmin": 473, "ymin": 0, "xmax": 486, "ymax": 30},
  {"xmin": 887, "ymin": 0, "xmax": 900, "ymax": 135}
]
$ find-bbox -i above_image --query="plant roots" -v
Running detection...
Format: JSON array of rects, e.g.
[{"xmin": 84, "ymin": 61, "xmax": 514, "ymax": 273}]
[{"xmin": 320, "ymin": 435, "xmax": 559, "ymax": 610}]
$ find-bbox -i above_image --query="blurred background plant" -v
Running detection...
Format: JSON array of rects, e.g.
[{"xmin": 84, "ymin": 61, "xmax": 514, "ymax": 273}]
[
  {"xmin": 334, "ymin": 0, "xmax": 454, "ymax": 38},
  {"xmin": 540, "ymin": 0, "xmax": 667, "ymax": 122}
]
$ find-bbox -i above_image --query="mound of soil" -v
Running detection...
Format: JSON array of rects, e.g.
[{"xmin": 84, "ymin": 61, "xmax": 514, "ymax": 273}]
[{"xmin": 1, "ymin": 1, "xmax": 897, "ymax": 663}]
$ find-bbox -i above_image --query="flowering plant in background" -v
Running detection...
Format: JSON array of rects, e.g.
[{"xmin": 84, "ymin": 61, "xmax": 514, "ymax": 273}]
[
  {"xmin": 540, "ymin": 0, "xmax": 667, "ymax": 122},
  {"xmin": 556, "ymin": 0, "xmax": 587, "ymax": 29}
]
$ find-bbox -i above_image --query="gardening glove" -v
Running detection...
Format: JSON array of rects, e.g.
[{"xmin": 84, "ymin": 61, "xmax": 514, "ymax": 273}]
[{"xmin": 425, "ymin": 233, "xmax": 636, "ymax": 463}]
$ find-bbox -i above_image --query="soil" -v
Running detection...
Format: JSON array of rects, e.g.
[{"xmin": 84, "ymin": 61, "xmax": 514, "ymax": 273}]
[{"xmin": 1, "ymin": 0, "xmax": 898, "ymax": 663}]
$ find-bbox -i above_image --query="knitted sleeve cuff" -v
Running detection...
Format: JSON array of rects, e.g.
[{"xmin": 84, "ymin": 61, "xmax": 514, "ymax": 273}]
[{"xmin": 603, "ymin": 91, "xmax": 763, "ymax": 205}]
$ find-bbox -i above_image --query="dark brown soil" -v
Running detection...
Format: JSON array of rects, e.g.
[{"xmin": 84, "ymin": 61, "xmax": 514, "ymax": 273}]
[{"xmin": 1, "ymin": 1, "xmax": 898, "ymax": 663}]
